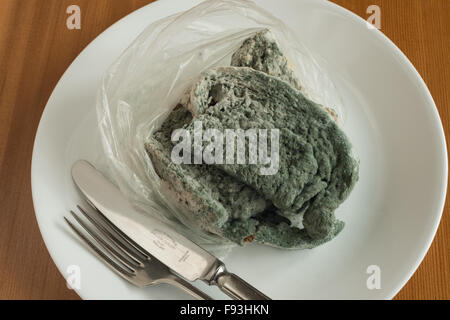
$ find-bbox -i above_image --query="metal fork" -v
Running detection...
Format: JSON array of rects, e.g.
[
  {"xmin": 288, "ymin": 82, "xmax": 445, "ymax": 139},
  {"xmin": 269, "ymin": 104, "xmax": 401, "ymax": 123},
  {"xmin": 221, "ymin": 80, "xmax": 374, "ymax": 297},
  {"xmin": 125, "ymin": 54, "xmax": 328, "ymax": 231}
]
[{"xmin": 64, "ymin": 205, "xmax": 212, "ymax": 300}]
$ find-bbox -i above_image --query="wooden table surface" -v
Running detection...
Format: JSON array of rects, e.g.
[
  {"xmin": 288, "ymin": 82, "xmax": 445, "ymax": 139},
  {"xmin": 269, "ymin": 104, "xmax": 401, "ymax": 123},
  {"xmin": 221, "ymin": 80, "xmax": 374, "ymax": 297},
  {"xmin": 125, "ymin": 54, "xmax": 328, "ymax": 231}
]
[{"xmin": 0, "ymin": 0, "xmax": 448, "ymax": 300}]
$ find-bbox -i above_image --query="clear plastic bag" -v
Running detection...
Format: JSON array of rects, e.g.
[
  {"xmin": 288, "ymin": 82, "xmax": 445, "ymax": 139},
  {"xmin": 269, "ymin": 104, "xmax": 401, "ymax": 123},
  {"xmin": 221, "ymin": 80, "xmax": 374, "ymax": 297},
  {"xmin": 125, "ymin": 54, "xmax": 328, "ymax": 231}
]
[{"xmin": 96, "ymin": 0, "xmax": 344, "ymax": 253}]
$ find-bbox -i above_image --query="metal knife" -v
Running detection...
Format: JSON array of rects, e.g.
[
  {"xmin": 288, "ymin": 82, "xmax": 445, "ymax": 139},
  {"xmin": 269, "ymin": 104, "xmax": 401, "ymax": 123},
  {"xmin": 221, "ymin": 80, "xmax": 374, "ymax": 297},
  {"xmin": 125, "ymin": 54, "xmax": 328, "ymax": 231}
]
[{"xmin": 71, "ymin": 160, "xmax": 270, "ymax": 300}]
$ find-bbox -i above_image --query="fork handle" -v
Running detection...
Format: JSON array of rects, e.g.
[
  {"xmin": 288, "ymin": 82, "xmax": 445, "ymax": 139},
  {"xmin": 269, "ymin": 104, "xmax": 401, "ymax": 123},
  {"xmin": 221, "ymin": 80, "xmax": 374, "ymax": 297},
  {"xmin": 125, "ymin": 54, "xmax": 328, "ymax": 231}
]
[{"xmin": 165, "ymin": 274, "xmax": 213, "ymax": 300}]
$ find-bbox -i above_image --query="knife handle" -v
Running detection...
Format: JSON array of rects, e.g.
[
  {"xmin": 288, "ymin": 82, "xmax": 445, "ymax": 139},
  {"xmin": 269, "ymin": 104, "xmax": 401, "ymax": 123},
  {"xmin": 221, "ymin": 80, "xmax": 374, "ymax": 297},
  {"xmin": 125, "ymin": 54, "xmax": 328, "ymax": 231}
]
[{"xmin": 214, "ymin": 269, "xmax": 271, "ymax": 300}]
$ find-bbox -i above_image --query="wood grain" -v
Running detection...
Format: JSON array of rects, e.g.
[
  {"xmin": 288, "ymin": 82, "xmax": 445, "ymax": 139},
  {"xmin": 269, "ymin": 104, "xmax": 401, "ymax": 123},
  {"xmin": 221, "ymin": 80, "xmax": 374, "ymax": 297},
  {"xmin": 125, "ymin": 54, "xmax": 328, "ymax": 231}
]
[{"xmin": 0, "ymin": 0, "xmax": 448, "ymax": 300}]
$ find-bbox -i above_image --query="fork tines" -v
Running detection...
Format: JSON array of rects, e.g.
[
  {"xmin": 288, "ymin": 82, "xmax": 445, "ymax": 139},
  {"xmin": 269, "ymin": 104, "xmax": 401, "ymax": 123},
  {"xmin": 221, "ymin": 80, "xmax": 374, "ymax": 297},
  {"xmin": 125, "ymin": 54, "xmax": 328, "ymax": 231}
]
[{"xmin": 64, "ymin": 205, "xmax": 149, "ymax": 281}]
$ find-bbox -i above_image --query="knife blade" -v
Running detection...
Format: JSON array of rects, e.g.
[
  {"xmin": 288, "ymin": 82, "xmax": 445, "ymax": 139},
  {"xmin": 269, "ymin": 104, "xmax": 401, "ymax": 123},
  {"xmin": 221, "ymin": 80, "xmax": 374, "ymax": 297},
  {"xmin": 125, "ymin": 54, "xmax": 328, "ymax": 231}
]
[{"xmin": 71, "ymin": 160, "xmax": 270, "ymax": 300}]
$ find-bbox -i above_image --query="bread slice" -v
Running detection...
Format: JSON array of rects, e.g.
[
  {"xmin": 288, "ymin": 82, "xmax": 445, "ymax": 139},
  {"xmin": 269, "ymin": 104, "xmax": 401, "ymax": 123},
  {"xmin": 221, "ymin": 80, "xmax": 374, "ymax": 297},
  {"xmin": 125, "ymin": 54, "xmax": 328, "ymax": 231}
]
[
  {"xmin": 231, "ymin": 29, "xmax": 302, "ymax": 91},
  {"xmin": 145, "ymin": 107, "xmax": 344, "ymax": 249},
  {"xmin": 145, "ymin": 107, "xmax": 269, "ymax": 240},
  {"xmin": 232, "ymin": 29, "xmax": 339, "ymax": 122},
  {"xmin": 185, "ymin": 67, "xmax": 359, "ymax": 241}
]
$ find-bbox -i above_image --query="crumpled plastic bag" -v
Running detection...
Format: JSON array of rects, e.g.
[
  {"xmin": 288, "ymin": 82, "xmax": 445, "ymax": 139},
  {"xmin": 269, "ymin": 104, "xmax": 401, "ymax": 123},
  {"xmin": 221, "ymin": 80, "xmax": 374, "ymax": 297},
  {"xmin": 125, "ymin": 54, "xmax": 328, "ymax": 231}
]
[{"xmin": 96, "ymin": 0, "xmax": 344, "ymax": 253}]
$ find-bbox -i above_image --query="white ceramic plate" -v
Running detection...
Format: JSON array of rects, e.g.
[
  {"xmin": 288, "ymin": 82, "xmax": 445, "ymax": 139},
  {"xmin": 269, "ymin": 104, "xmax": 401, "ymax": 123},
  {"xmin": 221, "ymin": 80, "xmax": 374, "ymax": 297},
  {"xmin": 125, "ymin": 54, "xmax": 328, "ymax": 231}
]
[{"xmin": 31, "ymin": 0, "xmax": 447, "ymax": 300}]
